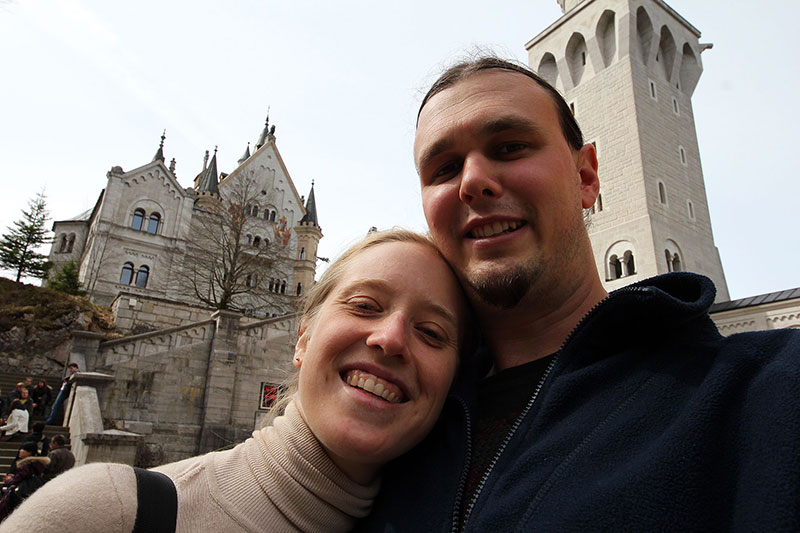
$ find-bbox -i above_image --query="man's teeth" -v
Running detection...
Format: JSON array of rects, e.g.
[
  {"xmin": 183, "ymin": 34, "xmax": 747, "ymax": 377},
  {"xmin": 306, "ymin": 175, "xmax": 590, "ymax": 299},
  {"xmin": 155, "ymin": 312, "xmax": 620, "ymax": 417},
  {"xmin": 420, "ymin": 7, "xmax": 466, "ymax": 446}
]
[
  {"xmin": 345, "ymin": 372, "xmax": 402, "ymax": 403},
  {"xmin": 471, "ymin": 220, "xmax": 521, "ymax": 239}
]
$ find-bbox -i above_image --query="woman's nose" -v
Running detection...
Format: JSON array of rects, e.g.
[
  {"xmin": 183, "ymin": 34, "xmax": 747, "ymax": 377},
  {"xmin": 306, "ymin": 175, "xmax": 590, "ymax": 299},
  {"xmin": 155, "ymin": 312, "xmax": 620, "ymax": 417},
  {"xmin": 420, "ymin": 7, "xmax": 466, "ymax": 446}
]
[{"xmin": 365, "ymin": 313, "xmax": 407, "ymax": 358}]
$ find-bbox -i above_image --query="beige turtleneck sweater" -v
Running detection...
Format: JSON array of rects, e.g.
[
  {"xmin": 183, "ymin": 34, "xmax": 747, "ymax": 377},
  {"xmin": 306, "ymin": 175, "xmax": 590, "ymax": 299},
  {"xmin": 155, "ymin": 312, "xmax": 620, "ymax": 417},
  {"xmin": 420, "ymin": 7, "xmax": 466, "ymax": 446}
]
[{"xmin": 1, "ymin": 402, "xmax": 380, "ymax": 532}]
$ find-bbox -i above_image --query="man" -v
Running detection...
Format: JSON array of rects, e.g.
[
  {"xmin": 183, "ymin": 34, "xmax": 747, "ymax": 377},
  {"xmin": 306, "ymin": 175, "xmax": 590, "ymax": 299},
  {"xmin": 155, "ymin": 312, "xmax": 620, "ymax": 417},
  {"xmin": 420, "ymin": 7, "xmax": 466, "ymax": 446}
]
[
  {"xmin": 43, "ymin": 434, "xmax": 75, "ymax": 483},
  {"xmin": 45, "ymin": 363, "xmax": 79, "ymax": 426},
  {"xmin": 359, "ymin": 57, "xmax": 799, "ymax": 530},
  {"xmin": 22, "ymin": 422, "xmax": 50, "ymax": 457}
]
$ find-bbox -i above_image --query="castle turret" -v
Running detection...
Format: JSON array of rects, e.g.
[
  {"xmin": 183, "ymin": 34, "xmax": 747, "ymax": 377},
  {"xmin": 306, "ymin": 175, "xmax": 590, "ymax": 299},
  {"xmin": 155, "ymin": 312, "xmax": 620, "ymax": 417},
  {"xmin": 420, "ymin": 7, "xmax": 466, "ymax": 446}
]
[{"xmin": 293, "ymin": 181, "xmax": 322, "ymax": 298}]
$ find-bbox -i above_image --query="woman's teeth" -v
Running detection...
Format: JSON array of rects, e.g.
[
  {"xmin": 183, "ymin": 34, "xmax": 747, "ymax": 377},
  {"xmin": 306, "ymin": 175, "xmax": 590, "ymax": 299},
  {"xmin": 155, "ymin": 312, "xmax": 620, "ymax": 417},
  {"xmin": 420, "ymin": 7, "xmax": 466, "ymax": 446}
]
[{"xmin": 345, "ymin": 371, "xmax": 402, "ymax": 403}]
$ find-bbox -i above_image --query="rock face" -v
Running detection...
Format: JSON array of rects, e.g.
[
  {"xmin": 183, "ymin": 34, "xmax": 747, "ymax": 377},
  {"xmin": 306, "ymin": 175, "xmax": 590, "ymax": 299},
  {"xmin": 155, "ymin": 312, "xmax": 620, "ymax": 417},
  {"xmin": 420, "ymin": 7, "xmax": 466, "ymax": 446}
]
[{"xmin": 0, "ymin": 277, "xmax": 116, "ymax": 375}]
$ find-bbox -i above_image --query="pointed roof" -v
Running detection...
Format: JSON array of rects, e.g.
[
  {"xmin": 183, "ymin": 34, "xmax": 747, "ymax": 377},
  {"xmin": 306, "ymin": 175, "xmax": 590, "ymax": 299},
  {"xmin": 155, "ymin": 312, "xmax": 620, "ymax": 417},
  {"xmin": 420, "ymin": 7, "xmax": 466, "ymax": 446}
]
[
  {"xmin": 238, "ymin": 142, "xmax": 251, "ymax": 165},
  {"xmin": 300, "ymin": 181, "xmax": 318, "ymax": 226},
  {"xmin": 152, "ymin": 130, "xmax": 166, "ymax": 162},
  {"xmin": 255, "ymin": 114, "xmax": 270, "ymax": 149},
  {"xmin": 197, "ymin": 147, "xmax": 219, "ymax": 194}
]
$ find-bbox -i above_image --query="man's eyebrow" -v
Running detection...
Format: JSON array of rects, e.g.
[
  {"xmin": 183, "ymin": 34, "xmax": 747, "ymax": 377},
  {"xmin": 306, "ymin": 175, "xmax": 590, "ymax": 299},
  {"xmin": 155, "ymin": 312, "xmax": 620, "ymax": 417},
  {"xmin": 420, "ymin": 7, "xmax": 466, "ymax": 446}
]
[
  {"xmin": 416, "ymin": 115, "xmax": 544, "ymax": 173},
  {"xmin": 480, "ymin": 115, "xmax": 544, "ymax": 136}
]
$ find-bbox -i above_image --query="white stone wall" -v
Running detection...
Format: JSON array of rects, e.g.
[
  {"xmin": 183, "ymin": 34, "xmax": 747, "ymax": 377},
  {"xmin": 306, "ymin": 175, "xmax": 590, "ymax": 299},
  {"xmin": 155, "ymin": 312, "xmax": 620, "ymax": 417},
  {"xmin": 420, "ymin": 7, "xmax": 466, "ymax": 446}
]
[{"xmin": 711, "ymin": 299, "xmax": 800, "ymax": 335}]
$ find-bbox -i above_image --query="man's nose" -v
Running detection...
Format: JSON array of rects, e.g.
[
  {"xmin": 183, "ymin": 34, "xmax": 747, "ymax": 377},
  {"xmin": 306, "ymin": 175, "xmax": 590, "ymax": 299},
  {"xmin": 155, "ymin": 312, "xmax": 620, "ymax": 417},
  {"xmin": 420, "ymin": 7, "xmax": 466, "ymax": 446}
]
[
  {"xmin": 366, "ymin": 313, "xmax": 408, "ymax": 358},
  {"xmin": 458, "ymin": 153, "xmax": 503, "ymax": 205}
]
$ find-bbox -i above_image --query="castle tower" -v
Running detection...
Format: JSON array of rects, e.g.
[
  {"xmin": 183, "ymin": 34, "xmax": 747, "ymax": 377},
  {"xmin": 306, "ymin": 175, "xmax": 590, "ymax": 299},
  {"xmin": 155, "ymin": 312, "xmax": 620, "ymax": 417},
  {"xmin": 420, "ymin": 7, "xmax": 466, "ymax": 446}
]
[
  {"xmin": 293, "ymin": 182, "xmax": 322, "ymax": 297},
  {"xmin": 195, "ymin": 147, "xmax": 221, "ymax": 212},
  {"xmin": 526, "ymin": 0, "xmax": 729, "ymax": 301}
]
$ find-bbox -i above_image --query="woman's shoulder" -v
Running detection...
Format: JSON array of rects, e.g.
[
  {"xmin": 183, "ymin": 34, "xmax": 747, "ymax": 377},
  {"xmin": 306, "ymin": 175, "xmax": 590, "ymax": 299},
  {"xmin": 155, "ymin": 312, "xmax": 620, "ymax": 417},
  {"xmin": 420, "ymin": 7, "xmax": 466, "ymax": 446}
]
[{"xmin": 1, "ymin": 462, "xmax": 138, "ymax": 532}]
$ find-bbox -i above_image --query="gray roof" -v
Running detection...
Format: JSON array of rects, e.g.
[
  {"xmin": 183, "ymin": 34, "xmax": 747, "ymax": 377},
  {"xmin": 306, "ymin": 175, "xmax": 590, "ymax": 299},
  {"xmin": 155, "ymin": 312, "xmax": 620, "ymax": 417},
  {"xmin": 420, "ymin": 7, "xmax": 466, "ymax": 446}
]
[
  {"xmin": 69, "ymin": 208, "xmax": 94, "ymax": 222},
  {"xmin": 710, "ymin": 287, "xmax": 800, "ymax": 313}
]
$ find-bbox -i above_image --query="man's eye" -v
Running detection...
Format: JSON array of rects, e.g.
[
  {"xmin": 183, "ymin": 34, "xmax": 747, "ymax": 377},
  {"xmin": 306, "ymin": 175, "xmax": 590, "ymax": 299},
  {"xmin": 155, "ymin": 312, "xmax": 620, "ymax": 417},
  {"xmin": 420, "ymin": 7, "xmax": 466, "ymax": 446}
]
[
  {"xmin": 497, "ymin": 143, "xmax": 526, "ymax": 155},
  {"xmin": 432, "ymin": 161, "xmax": 461, "ymax": 180}
]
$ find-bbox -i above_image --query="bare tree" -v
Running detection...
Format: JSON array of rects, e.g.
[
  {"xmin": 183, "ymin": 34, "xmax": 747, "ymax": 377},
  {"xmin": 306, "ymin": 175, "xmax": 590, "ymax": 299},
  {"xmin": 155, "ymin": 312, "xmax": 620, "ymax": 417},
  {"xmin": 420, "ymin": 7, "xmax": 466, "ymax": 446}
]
[{"xmin": 177, "ymin": 178, "xmax": 295, "ymax": 317}]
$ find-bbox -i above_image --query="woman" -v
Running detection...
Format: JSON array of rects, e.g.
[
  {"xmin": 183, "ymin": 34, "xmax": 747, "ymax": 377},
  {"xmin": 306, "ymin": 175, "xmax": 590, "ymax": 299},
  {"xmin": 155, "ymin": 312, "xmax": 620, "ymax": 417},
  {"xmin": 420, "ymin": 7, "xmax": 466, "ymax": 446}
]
[
  {"xmin": 0, "ymin": 400, "xmax": 29, "ymax": 440},
  {"xmin": 3, "ymin": 230, "xmax": 472, "ymax": 531},
  {"xmin": 30, "ymin": 380, "xmax": 52, "ymax": 417}
]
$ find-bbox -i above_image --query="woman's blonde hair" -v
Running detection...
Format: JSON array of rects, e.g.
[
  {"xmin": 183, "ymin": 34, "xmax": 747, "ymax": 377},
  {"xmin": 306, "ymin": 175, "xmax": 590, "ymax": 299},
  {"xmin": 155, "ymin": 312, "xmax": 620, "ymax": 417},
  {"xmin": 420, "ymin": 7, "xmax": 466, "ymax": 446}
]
[{"xmin": 265, "ymin": 228, "xmax": 475, "ymax": 424}]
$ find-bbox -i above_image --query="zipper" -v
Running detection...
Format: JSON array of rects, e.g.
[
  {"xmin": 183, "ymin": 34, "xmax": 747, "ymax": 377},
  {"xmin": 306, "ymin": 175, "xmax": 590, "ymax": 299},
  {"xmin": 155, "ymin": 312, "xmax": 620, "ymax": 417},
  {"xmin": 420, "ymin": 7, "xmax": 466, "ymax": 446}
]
[
  {"xmin": 449, "ymin": 395, "xmax": 473, "ymax": 533},
  {"xmin": 454, "ymin": 286, "xmax": 650, "ymax": 531},
  {"xmin": 457, "ymin": 353, "xmax": 558, "ymax": 531}
]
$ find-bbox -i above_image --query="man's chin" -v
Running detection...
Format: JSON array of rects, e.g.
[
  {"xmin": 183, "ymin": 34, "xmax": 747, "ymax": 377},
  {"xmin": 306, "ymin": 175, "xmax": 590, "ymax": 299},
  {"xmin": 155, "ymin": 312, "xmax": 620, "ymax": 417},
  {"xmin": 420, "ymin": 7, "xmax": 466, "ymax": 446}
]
[{"xmin": 467, "ymin": 264, "xmax": 536, "ymax": 309}]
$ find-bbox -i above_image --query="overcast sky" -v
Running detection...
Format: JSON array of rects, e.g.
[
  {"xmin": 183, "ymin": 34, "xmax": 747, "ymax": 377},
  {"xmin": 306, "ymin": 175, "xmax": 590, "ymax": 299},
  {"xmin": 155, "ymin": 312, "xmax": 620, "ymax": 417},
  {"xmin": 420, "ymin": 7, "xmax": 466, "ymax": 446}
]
[{"xmin": 1, "ymin": 0, "xmax": 796, "ymax": 300}]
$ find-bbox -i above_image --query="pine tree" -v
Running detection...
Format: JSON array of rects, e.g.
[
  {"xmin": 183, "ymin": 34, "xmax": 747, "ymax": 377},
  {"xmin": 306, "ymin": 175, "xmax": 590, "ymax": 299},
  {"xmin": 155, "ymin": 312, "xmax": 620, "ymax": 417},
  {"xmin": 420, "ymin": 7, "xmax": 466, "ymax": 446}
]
[
  {"xmin": 48, "ymin": 260, "xmax": 86, "ymax": 296},
  {"xmin": 0, "ymin": 192, "xmax": 52, "ymax": 282}
]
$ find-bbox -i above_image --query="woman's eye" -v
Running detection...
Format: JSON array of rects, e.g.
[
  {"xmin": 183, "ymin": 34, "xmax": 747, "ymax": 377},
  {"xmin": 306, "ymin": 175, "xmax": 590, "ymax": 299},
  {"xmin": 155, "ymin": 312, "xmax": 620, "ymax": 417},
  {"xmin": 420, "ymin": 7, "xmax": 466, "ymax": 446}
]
[
  {"xmin": 417, "ymin": 324, "xmax": 447, "ymax": 345},
  {"xmin": 347, "ymin": 298, "xmax": 380, "ymax": 313}
]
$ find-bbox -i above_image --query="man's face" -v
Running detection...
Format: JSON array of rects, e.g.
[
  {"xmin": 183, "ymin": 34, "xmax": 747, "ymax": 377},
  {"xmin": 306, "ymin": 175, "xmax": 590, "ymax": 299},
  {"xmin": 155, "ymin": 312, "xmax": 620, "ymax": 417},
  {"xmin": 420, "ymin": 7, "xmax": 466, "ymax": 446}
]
[{"xmin": 415, "ymin": 70, "xmax": 598, "ymax": 307}]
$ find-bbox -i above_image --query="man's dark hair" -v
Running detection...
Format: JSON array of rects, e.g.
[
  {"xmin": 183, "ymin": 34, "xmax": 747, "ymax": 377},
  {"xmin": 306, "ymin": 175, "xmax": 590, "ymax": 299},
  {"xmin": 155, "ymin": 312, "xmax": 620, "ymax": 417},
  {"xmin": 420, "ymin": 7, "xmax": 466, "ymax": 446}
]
[
  {"xmin": 51, "ymin": 434, "xmax": 67, "ymax": 447},
  {"xmin": 68, "ymin": 362, "xmax": 79, "ymax": 369},
  {"xmin": 417, "ymin": 56, "xmax": 584, "ymax": 151},
  {"xmin": 32, "ymin": 422, "xmax": 45, "ymax": 433}
]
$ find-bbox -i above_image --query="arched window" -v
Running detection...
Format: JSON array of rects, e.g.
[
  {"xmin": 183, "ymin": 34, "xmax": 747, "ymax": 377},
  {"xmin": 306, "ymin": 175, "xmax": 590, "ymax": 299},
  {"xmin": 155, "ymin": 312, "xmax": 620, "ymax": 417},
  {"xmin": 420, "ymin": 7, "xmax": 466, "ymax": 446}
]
[
  {"xmin": 66, "ymin": 234, "xmax": 76, "ymax": 253},
  {"xmin": 246, "ymin": 234, "xmax": 252, "ymax": 245},
  {"xmin": 608, "ymin": 255, "xmax": 622, "ymax": 280},
  {"xmin": 269, "ymin": 279, "xmax": 275, "ymax": 292},
  {"xmin": 253, "ymin": 236, "xmax": 261, "ymax": 247},
  {"xmin": 269, "ymin": 210, "xmax": 276, "ymax": 222},
  {"xmin": 135, "ymin": 265, "xmax": 149, "ymax": 288},
  {"xmin": 263, "ymin": 238, "xmax": 269, "ymax": 249},
  {"xmin": 147, "ymin": 213, "xmax": 161, "ymax": 235},
  {"xmin": 300, "ymin": 247, "xmax": 306, "ymax": 260},
  {"xmin": 280, "ymin": 280, "xmax": 286, "ymax": 294},
  {"xmin": 665, "ymin": 249, "xmax": 672, "ymax": 271},
  {"xmin": 131, "ymin": 209, "xmax": 145, "ymax": 231},
  {"xmin": 252, "ymin": 205, "xmax": 259, "ymax": 217},
  {"xmin": 672, "ymin": 253, "xmax": 681, "ymax": 272},
  {"xmin": 296, "ymin": 282, "xmax": 302, "ymax": 296},
  {"xmin": 58, "ymin": 234, "xmax": 67, "ymax": 253},
  {"xmin": 658, "ymin": 181, "xmax": 667, "ymax": 204},
  {"xmin": 623, "ymin": 251, "xmax": 636, "ymax": 276},
  {"xmin": 120, "ymin": 262, "xmax": 134, "ymax": 285}
]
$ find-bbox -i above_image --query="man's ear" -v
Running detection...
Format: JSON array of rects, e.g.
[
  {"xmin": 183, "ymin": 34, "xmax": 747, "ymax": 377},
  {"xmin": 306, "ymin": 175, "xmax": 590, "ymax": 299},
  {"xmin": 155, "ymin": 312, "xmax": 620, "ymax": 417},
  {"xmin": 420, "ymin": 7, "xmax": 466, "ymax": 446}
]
[
  {"xmin": 576, "ymin": 143, "xmax": 600, "ymax": 209},
  {"xmin": 293, "ymin": 322, "xmax": 309, "ymax": 368}
]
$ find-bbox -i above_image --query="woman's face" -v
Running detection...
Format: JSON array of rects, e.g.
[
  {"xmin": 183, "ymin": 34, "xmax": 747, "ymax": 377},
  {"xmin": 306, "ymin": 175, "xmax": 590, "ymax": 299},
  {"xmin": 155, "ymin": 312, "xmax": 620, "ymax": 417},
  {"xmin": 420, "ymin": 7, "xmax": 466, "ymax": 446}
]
[{"xmin": 294, "ymin": 241, "xmax": 464, "ymax": 482}]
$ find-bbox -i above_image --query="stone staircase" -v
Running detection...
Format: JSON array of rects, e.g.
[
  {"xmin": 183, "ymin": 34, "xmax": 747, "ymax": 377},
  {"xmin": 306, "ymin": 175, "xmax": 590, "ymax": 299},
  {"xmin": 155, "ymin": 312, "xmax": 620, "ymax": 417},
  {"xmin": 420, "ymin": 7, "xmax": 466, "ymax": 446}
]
[{"xmin": 0, "ymin": 371, "xmax": 71, "ymax": 475}]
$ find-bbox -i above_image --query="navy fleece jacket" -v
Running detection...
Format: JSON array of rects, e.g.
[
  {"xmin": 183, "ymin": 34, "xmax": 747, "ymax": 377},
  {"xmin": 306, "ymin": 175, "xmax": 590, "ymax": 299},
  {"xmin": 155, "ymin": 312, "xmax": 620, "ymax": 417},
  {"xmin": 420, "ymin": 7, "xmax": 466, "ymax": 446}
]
[{"xmin": 358, "ymin": 273, "xmax": 800, "ymax": 532}]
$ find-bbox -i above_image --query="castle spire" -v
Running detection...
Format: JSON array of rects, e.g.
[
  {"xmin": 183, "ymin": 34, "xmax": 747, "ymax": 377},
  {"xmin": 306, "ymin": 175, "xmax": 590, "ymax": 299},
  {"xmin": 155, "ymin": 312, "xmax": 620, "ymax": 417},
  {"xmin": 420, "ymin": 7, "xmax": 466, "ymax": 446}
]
[
  {"xmin": 152, "ymin": 129, "xmax": 166, "ymax": 162},
  {"xmin": 255, "ymin": 108, "xmax": 271, "ymax": 149},
  {"xmin": 197, "ymin": 146, "xmax": 219, "ymax": 194},
  {"xmin": 300, "ymin": 180, "xmax": 319, "ymax": 227},
  {"xmin": 238, "ymin": 142, "xmax": 251, "ymax": 165}
]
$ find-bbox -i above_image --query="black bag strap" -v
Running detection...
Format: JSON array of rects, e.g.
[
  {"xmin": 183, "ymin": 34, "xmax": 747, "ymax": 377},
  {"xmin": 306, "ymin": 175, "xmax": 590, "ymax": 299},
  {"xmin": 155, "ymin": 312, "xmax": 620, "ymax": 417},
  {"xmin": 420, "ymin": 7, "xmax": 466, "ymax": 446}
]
[{"xmin": 132, "ymin": 467, "xmax": 178, "ymax": 533}]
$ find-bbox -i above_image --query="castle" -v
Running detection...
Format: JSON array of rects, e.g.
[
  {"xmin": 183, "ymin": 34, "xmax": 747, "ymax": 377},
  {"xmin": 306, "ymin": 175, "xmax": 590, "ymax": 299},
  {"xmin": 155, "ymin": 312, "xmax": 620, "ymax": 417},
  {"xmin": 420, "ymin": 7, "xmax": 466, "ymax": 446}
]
[{"xmin": 47, "ymin": 116, "xmax": 321, "ymax": 322}]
